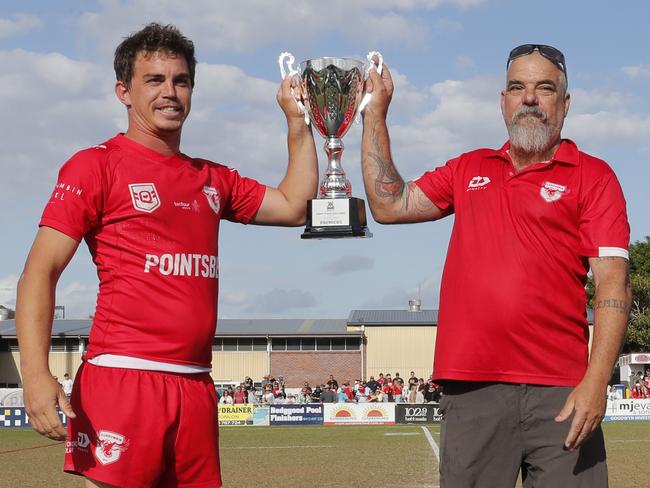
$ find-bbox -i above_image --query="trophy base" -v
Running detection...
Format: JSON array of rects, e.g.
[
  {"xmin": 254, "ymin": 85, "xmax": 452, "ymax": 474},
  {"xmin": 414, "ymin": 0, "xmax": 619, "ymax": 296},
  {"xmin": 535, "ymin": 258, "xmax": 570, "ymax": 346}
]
[{"xmin": 301, "ymin": 197, "xmax": 372, "ymax": 239}]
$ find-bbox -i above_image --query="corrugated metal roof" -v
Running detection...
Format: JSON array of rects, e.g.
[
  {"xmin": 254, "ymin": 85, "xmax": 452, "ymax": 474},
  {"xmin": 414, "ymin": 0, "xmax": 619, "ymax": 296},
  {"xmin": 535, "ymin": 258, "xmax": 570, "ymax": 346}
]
[
  {"xmin": 0, "ymin": 310, "xmax": 595, "ymax": 337},
  {"xmin": 0, "ymin": 318, "xmax": 356, "ymax": 338},
  {"xmin": 216, "ymin": 318, "xmax": 355, "ymax": 336},
  {"xmin": 347, "ymin": 309, "xmax": 439, "ymax": 325}
]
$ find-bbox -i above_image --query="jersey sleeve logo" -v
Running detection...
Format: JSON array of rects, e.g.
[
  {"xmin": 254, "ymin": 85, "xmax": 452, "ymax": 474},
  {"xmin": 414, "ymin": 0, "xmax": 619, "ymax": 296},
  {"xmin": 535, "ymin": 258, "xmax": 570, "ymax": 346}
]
[
  {"xmin": 202, "ymin": 185, "xmax": 221, "ymax": 214},
  {"xmin": 540, "ymin": 181, "xmax": 566, "ymax": 202},
  {"xmin": 129, "ymin": 183, "xmax": 161, "ymax": 213}
]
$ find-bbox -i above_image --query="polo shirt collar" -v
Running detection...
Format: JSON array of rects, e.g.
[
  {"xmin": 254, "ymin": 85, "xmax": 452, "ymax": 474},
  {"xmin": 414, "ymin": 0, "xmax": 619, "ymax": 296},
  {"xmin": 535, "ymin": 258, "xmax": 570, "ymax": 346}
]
[{"xmin": 487, "ymin": 139, "xmax": 579, "ymax": 166}]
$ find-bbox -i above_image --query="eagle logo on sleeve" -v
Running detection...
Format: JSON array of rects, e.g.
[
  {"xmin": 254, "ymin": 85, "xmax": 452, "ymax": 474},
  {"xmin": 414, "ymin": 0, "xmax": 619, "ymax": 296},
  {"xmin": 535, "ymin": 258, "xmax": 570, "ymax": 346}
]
[{"xmin": 202, "ymin": 186, "xmax": 221, "ymax": 215}]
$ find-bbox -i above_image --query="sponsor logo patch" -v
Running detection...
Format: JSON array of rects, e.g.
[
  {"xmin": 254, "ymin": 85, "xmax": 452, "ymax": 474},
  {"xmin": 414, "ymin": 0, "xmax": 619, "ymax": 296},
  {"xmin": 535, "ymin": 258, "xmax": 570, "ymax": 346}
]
[
  {"xmin": 95, "ymin": 430, "xmax": 129, "ymax": 465},
  {"xmin": 129, "ymin": 183, "xmax": 161, "ymax": 213},
  {"xmin": 203, "ymin": 186, "xmax": 221, "ymax": 214},
  {"xmin": 540, "ymin": 181, "xmax": 566, "ymax": 202},
  {"xmin": 467, "ymin": 176, "xmax": 491, "ymax": 191}
]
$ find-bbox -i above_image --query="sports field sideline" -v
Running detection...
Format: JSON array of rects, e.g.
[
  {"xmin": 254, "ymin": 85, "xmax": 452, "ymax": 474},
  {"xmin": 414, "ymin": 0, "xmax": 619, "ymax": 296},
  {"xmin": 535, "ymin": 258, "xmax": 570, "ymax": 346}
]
[{"xmin": 1, "ymin": 423, "xmax": 649, "ymax": 487}]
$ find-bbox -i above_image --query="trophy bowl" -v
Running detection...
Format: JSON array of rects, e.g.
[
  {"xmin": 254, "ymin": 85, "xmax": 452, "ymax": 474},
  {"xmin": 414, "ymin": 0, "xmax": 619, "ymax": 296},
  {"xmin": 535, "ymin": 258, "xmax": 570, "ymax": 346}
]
[{"xmin": 279, "ymin": 52, "xmax": 382, "ymax": 239}]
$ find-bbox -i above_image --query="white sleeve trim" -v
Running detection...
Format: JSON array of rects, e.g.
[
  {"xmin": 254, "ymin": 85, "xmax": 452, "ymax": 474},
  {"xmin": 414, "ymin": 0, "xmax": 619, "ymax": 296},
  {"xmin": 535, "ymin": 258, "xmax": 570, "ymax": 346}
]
[{"xmin": 598, "ymin": 247, "xmax": 629, "ymax": 259}]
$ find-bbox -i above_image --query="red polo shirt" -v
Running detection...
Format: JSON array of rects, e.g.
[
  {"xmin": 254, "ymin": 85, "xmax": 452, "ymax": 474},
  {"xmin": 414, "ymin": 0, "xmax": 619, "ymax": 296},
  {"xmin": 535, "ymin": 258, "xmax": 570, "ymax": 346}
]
[{"xmin": 416, "ymin": 139, "xmax": 629, "ymax": 386}]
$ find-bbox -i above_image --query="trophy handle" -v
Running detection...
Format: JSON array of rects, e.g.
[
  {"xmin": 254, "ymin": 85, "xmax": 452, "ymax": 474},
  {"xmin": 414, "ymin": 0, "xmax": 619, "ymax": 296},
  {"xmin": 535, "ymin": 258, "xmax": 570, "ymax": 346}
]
[
  {"xmin": 278, "ymin": 52, "xmax": 310, "ymax": 125},
  {"xmin": 357, "ymin": 51, "xmax": 384, "ymax": 119}
]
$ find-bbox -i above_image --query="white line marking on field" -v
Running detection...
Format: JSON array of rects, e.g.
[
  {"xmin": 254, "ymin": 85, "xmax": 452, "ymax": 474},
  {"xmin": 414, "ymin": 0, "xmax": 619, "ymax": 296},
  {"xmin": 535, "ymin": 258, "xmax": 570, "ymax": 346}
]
[
  {"xmin": 222, "ymin": 445, "xmax": 335, "ymax": 450},
  {"xmin": 610, "ymin": 439, "xmax": 650, "ymax": 443},
  {"xmin": 421, "ymin": 426, "xmax": 440, "ymax": 463},
  {"xmin": 384, "ymin": 432, "xmax": 421, "ymax": 436}
]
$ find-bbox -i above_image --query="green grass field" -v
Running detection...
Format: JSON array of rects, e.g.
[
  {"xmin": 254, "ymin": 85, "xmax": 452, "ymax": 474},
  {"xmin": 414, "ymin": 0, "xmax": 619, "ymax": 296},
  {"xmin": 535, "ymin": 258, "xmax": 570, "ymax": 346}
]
[{"xmin": 1, "ymin": 423, "xmax": 649, "ymax": 487}]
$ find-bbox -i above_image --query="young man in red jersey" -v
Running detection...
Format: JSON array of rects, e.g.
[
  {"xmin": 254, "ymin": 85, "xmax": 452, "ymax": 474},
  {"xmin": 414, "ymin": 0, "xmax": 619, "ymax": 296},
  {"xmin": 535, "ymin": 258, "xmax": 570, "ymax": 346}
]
[
  {"xmin": 16, "ymin": 23, "xmax": 317, "ymax": 487},
  {"xmin": 361, "ymin": 45, "xmax": 631, "ymax": 487}
]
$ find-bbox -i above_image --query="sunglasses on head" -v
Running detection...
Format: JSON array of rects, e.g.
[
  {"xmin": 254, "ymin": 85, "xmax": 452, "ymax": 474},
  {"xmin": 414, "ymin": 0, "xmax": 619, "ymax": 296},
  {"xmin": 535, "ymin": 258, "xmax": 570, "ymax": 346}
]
[{"xmin": 507, "ymin": 44, "xmax": 567, "ymax": 78}]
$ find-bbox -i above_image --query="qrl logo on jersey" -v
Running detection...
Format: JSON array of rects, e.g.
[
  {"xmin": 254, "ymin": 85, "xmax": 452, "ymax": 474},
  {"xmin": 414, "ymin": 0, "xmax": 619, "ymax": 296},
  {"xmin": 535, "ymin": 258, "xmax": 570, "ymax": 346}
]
[
  {"xmin": 129, "ymin": 183, "xmax": 161, "ymax": 213},
  {"xmin": 540, "ymin": 181, "xmax": 566, "ymax": 202},
  {"xmin": 95, "ymin": 430, "xmax": 130, "ymax": 465},
  {"xmin": 467, "ymin": 176, "xmax": 491, "ymax": 191},
  {"xmin": 203, "ymin": 186, "xmax": 220, "ymax": 214}
]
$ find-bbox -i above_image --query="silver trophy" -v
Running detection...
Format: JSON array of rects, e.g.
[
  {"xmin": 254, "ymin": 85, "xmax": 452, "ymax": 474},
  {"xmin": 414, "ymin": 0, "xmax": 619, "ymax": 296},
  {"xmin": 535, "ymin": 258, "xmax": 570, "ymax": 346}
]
[{"xmin": 279, "ymin": 52, "xmax": 383, "ymax": 239}]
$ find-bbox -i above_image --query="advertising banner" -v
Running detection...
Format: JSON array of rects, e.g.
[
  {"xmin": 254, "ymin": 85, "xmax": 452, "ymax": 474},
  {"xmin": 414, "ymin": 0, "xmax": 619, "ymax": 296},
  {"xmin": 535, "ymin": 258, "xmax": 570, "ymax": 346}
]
[
  {"xmin": 252, "ymin": 406, "xmax": 270, "ymax": 426},
  {"xmin": 323, "ymin": 403, "xmax": 395, "ymax": 425},
  {"xmin": 0, "ymin": 389, "xmax": 24, "ymax": 407},
  {"xmin": 0, "ymin": 406, "xmax": 67, "ymax": 429},
  {"xmin": 604, "ymin": 399, "xmax": 650, "ymax": 422},
  {"xmin": 395, "ymin": 404, "xmax": 442, "ymax": 424},
  {"xmin": 269, "ymin": 404, "xmax": 323, "ymax": 425},
  {"xmin": 218, "ymin": 404, "xmax": 256, "ymax": 426}
]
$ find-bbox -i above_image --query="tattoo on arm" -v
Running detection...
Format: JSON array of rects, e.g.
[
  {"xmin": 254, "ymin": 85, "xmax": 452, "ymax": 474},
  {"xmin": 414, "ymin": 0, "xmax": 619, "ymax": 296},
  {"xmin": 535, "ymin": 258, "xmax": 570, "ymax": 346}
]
[
  {"xmin": 595, "ymin": 298, "xmax": 631, "ymax": 315},
  {"xmin": 403, "ymin": 181, "xmax": 436, "ymax": 213},
  {"xmin": 368, "ymin": 128, "xmax": 403, "ymax": 201},
  {"xmin": 367, "ymin": 126, "xmax": 436, "ymax": 215}
]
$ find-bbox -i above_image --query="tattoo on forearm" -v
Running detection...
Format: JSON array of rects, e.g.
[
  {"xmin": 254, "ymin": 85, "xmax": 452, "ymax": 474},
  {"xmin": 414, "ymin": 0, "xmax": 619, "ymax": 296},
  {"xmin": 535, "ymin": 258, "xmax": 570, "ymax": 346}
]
[
  {"xmin": 368, "ymin": 128, "xmax": 404, "ymax": 201},
  {"xmin": 595, "ymin": 298, "xmax": 631, "ymax": 315},
  {"xmin": 367, "ymin": 126, "xmax": 436, "ymax": 215}
]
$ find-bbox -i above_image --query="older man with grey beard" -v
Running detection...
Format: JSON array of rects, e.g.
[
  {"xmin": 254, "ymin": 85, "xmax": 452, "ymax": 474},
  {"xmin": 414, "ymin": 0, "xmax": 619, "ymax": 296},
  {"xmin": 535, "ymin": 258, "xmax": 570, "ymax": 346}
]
[{"xmin": 360, "ymin": 44, "xmax": 631, "ymax": 487}]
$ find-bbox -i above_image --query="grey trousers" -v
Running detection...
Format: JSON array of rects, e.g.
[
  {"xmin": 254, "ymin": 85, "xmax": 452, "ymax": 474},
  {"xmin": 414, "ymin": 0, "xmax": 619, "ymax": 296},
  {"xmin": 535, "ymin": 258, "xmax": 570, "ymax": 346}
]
[{"xmin": 439, "ymin": 382, "xmax": 607, "ymax": 488}]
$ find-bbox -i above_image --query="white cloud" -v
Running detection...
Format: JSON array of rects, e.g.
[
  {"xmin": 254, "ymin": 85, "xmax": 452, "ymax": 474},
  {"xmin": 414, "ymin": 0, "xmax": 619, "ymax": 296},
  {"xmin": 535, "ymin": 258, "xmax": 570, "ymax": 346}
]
[
  {"xmin": 387, "ymin": 75, "xmax": 506, "ymax": 175},
  {"xmin": 0, "ymin": 49, "xmax": 119, "ymax": 199},
  {"xmin": 360, "ymin": 286, "xmax": 413, "ymax": 309},
  {"xmin": 74, "ymin": 0, "xmax": 483, "ymax": 58},
  {"xmin": 569, "ymin": 88, "xmax": 635, "ymax": 114},
  {"xmin": 0, "ymin": 49, "xmax": 293, "ymax": 201},
  {"xmin": 245, "ymin": 288, "xmax": 317, "ymax": 313},
  {"xmin": 55, "ymin": 281, "xmax": 98, "ymax": 319},
  {"xmin": 621, "ymin": 65, "xmax": 650, "ymax": 79},
  {"xmin": 365, "ymin": 0, "xmax": 485, "ymax": 8},
  {"xmin": 0, "ymin": 14, "xmax": 42, "ymax": 39},
  {"xmin": 565, "ymin": 112, "xmax": 650, "ymax": 146},
  {"xmin": 0, "ymin": 275, "xmax": 19, "ymax": 309},
  {"xmin": 321, "ymin": 255, "xmax": 374, "ymax": 275}
]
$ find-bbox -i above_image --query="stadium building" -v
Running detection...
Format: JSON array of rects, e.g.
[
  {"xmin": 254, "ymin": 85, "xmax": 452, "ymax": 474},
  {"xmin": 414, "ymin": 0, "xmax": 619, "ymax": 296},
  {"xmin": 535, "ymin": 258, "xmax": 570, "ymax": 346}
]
[{"xmin": 0, "ymin": 301, "xmax": 594, "ymax": 388}]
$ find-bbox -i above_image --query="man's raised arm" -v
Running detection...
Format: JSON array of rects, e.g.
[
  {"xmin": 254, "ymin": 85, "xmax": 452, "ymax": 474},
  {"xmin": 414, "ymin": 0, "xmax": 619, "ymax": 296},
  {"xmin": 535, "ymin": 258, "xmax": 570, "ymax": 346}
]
[
  {"xmin": 252, "ymin": 75, "xmax": 318, "ymax": 226},
  {"xmin": 361, "ymin": 65, "xmax": 442, "ymax": 224}
]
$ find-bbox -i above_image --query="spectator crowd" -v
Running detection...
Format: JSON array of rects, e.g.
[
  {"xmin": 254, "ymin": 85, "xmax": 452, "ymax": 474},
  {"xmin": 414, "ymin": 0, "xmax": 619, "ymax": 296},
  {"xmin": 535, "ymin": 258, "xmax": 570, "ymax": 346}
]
[{"xmin": 218, "ymin": 371, "xmax": 444, "ymax": 405}]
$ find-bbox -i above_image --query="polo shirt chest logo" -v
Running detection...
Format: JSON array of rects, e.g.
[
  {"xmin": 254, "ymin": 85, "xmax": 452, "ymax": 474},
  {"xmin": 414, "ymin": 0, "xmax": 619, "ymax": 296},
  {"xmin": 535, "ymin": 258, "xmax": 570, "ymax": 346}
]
[
  {"xmin": 467, "ymin": 176, "xmax": 491, "ymax": 191},
  {"xmin": 540, "ymin": 181, "xmax": 567, "ymax": 203}
]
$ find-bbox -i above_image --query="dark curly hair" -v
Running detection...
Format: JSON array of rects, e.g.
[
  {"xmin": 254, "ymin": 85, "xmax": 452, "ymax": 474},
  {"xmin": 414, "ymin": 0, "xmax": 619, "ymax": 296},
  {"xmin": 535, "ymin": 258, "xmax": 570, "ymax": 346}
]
[{"xmin": 114, "ymin": 23, "xmax": 196, "ymax": 87}]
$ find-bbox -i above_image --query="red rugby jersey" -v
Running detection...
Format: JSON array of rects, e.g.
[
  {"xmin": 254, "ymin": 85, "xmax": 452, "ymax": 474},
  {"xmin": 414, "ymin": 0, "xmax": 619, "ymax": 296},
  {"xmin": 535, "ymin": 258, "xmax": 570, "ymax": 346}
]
[
  {"xmin": 40, "ymin": 134, "xmax": 266, "ymax": 367},
  {"xmin": 416, "ymin": 140, "xmax": 629, "ymax": 386}
]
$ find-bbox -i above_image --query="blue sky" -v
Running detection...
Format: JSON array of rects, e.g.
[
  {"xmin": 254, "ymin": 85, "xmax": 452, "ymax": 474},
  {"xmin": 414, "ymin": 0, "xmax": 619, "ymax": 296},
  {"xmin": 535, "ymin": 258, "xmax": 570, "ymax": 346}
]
[{"xmin": 1, "ymin": 1, "xmax": 649, "ymax": 319}]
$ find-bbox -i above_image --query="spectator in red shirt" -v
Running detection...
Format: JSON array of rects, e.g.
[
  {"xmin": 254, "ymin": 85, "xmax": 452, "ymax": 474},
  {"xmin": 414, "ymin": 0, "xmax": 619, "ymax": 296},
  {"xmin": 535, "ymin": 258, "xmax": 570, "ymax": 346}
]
[
  {"xmin": 631, "ymin": 383, "xmax": 645, "ymax": 399},
  {"xmin": 383, "ymin": 381, "xmax": 394, "ymax": 402},
  {"xmin": 343, "ymin": 382, "xmax": 355, "ymax": 401},
  {"xmin": 233, "ymin": 385, "xmax": 247, "ymax": 404},
  {"xmin": 393, "ymin": 381, "xmax": 403, "ymax": 403}
]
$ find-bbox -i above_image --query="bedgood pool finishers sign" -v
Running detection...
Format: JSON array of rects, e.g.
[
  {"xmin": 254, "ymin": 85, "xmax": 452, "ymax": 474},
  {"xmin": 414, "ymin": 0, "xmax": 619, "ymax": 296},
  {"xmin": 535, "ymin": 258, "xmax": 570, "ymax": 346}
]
[{"xmin": 269, "ymin": 404, "xmax": 324, "ymax": 425}]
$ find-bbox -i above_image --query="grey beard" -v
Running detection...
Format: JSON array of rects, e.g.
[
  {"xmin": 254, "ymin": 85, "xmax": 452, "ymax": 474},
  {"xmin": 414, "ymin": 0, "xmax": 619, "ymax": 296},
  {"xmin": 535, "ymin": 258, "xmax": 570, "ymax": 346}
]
[{"xmin": 508, "ymin": 107, "xmax": 555, "ymax": 154}]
